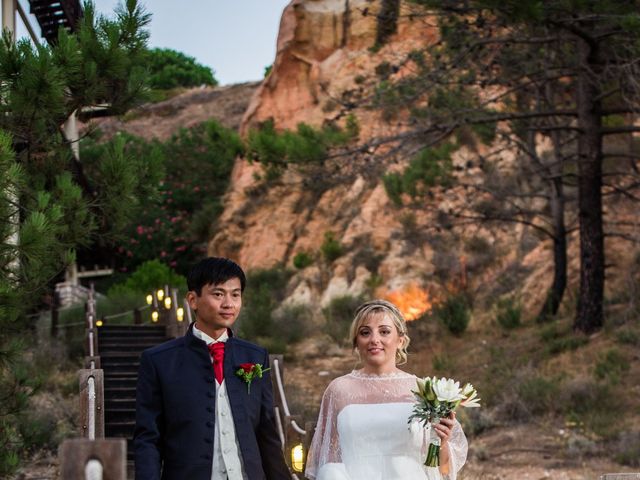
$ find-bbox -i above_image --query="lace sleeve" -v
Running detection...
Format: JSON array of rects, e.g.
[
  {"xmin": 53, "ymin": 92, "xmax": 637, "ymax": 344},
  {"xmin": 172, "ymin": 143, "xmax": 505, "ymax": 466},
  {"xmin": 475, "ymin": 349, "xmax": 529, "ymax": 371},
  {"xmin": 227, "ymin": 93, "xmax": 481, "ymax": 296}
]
[
  {"xmin": 443, "ymin": 420, "xmax": 468, "ymax": 480},
  {"xmin": 304, "ymin": 380, "xmax": 342, "ymax": 479}
]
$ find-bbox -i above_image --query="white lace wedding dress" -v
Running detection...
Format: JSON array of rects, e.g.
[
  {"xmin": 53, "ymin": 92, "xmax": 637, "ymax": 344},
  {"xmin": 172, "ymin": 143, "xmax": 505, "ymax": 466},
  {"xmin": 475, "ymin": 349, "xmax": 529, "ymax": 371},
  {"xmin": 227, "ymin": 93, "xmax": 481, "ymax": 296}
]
[{"xmin": 305, "ymin": 371, "xmax": 468, "ymax": 480}]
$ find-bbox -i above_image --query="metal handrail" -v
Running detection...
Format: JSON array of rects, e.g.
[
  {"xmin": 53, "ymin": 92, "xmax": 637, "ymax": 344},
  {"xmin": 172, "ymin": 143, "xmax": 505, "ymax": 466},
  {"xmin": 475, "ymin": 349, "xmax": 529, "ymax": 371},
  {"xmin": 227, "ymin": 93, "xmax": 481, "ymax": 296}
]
[
  {"xmin": 272, "ymin": 358, "xmax": 306, "ymax": 435},
  {"xmin": 87, "ymin": 375, "xmax": 96, "ymax": 440}
]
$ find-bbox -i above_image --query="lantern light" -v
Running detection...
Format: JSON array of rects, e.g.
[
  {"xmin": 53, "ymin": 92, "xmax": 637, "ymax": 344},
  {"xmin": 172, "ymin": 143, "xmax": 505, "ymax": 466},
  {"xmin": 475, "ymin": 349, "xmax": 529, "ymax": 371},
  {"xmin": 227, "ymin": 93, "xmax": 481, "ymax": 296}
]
[
  {"xmin": 96, "ymin": 319, "xmax": 103, "ymax": 327},
  {"xmin": 146, "ymin": 294, "xmax": 153, "ymax": 305},
  {"xmin": 156, "ymin": 289, "xmax": 164, "ymax": 301},
  {"xmin": 176, "ymin": 307, "xmax": 184, "ymax": 322},
  {"xmin": 164, "ymin": 296, "xmax": 172, "ymax": 310},
  {"xmin": 151, "ymin": 311, "xmax": 159, "ymax": 323},
  {"xmin": 291, "ymin": 444, "xmax": 304, "ymax": 472}
]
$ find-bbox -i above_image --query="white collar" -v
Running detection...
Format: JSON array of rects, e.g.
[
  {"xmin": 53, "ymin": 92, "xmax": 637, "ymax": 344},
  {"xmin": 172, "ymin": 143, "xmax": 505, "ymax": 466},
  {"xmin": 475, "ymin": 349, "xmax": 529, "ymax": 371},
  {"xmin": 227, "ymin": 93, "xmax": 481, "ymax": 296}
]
[{"xmin": 193, "ymin": 324, "xmax": 229, "ymax": 345}]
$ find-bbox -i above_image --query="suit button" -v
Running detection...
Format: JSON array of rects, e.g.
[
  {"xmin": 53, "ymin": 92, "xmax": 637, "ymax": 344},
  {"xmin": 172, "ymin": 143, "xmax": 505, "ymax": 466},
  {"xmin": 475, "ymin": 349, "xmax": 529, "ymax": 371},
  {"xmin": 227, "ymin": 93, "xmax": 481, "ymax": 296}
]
[
  {"xmin": 207, "ymin": 391, "xmax": 215, "ymax": 398},
  {"xmin": 205, "ymin": 376, "xmax": 214, "ymax": 383},
  {"xmin": 204, "ymin": 437, "xmax": 212, "ymax": 444},
  {"xmin": 206, "ymin": 406, "xmax": 214, "ymax": 413},
  {"xmin": 206, "ymin": 421, "xmax": 214, "ymax": 428}
]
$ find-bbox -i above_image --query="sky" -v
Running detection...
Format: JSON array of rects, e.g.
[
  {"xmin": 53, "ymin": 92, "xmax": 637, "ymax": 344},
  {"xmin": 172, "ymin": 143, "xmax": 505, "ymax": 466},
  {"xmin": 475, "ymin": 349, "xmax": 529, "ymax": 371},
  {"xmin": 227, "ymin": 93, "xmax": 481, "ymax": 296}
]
[{"xmin": 15, "ymin": 0, "xmax": 291, "ymax": 85}]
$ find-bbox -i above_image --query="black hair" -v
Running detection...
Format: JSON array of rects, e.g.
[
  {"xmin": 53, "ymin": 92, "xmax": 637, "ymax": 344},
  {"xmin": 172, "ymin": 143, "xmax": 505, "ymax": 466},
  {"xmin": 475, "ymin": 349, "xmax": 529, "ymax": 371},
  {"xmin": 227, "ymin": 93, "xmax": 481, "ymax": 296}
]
[{"xmin": 187, "ymin": 257, "xmax": 246, "ymax": 295}]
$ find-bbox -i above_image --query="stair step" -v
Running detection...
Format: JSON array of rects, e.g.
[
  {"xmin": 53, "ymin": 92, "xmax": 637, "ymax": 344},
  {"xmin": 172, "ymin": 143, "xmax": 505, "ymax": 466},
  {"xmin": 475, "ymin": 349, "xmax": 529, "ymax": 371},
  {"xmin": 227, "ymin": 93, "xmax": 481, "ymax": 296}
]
[
  {"xmin": 105, "ymin": 398, "xmax": 137, "ymax": 409},
  {"xmin": 105, "ymin": 387, "xmax": 137, "ymax": 399},
  {"xmin": 105, "ymin": 377, "xmax": 138, "ymax": 388},
  {"xmin": 105, "ymin": 421, "xmax": 135, "ymax": 437},
  {"xmin": 99, "ymin": 344, "xmax": 159, "ymax": 353},
  {"xmin": 106, "ymin": 409, "xmax": 136, "ymax": 423}
]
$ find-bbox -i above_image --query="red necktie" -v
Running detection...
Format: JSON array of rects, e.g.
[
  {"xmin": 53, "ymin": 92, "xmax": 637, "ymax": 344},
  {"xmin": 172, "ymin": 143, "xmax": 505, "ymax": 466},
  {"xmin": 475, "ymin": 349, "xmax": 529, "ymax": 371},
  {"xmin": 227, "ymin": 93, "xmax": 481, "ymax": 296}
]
[{"xmin": 208, "ymin": 342, "xmax": 225, "ymax": 384}]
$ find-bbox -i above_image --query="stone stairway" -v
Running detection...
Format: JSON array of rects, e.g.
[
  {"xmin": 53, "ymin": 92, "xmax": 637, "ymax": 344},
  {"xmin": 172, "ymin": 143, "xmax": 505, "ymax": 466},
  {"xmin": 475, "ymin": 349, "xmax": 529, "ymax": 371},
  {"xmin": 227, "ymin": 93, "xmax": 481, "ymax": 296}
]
[{"xmin": 99, "ymin": 325, "xmax": 169, "ymax": 463}]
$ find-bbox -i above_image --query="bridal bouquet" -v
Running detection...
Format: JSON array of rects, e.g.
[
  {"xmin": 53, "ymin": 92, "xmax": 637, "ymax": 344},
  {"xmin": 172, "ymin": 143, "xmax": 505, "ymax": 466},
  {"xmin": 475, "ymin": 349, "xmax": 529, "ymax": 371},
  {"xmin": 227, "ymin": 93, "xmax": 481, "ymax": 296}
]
[{"xmin": 409, "ymin": 376, "xmax": 480, "ymax": 467}]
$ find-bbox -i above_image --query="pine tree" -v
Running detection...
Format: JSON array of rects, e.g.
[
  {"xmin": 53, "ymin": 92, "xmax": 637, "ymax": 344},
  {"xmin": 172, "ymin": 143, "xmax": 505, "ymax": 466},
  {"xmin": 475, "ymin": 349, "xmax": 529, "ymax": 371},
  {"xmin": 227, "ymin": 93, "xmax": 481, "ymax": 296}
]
[
  {"xmin": 371, "ymin": 0, "xmax": 640, "ymax": 333},
  {"xmin": 0, "ymin": 0, "xmax": 154, "ymax": 472}
]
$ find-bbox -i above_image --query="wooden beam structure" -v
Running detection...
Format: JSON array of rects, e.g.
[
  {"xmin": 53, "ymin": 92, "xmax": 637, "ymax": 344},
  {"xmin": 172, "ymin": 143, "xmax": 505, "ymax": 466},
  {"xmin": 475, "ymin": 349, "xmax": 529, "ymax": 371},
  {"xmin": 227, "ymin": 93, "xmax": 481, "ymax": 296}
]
[{"xmin": 28, "ymin": 0, "xmax": 82, "ymax": 44}]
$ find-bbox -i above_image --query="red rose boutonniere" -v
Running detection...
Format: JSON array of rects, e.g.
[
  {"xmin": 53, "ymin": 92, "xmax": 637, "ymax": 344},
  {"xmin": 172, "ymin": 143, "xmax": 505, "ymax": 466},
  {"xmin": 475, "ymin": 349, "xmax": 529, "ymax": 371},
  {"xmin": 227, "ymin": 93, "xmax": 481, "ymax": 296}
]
[{"xmin": 235, "ymin": 363, "xmax": 270, "ymax": 394}]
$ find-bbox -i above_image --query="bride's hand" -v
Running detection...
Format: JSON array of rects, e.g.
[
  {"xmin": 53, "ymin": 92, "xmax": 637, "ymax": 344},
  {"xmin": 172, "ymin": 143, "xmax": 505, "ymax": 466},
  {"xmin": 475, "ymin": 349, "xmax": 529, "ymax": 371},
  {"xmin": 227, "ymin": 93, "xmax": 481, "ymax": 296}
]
[{"xmin": 434, "ymin": 412, "xmax": 456, "ymax": 443}]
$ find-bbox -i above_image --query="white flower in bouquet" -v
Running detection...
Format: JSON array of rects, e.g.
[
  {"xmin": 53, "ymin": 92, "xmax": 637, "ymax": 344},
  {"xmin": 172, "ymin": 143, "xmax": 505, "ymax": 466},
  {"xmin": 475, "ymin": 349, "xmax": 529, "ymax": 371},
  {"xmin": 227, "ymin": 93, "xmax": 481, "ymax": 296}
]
[{"xmin": 409, "ymin": 376, "xmax": 481, "ymax": 467}]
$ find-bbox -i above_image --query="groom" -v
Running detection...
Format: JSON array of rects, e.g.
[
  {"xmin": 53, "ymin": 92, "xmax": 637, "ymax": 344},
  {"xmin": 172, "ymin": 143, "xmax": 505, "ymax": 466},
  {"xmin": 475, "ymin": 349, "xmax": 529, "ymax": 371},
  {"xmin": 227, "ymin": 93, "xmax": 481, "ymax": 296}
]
[{"xmin": 134, "ymin": 257, "xmax": 291, "ymax": 479}]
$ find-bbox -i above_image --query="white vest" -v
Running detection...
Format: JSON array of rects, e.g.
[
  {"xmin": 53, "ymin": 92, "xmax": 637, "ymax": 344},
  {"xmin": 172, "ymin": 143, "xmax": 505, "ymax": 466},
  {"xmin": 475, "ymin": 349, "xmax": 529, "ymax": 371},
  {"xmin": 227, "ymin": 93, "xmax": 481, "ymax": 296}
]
[{"xmin": 193, "ymin": 325, "xmax": 246, "ymax": 480}]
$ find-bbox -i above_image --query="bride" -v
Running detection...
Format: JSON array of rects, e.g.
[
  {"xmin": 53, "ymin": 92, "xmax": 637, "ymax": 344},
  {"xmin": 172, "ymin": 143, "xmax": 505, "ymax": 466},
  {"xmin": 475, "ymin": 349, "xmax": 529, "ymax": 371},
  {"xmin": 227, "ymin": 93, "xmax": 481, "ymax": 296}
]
[{"xmin": 305, "ymin": 299, "xmax": 468, "ymax": 480}]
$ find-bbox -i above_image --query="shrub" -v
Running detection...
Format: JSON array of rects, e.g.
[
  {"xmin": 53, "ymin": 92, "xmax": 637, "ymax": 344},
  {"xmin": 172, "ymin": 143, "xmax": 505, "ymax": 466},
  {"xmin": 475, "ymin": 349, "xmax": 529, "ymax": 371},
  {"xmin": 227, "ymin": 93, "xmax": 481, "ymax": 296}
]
[
  {"xmin": 615, "ymin": 431, "xmax": 640, "ymax": 467},
  {"xmin": 434, "ymin": 294, "xmax": 470, "ymax": 335},
  {"xmin": 594, "ymin": 348, "xmax": 630, "ymax": 384},
  {"xmin": 495, "ymin": 297, "xmax": 521, "ymax": 330},
  {"xmin": 516, "ymin": 375, "xmax": 560, "ymax": 415},
  {"xmin": 321, "ymin": 232, "xmax": 344, "ymax": 263},
  {"xmin": 559, "ymin": 378, "xmax": 619, "ymax": 436},
  {"xmin": 382, "ymin": 143, "xmax": 456, "ymax": 206},
  {"xmin": 108, "ymin": 260, "xmax": 186, "ymax": 296},
  {"xmin": 322, "ymin": 295, "xmax": 364, "ymax": 345},
  {"xmin": 293, "ymin": 251, "xmax": 314, "ymax": 270},
  {"xmin": 147, "ymin": 48, "xmax": 217, "ymax": 90},
  {"xmin": 544, "ymin": 336, "xmax": 588, "ymax": 355},
  {"xmin": 17, "ymin": 411, "xmax": 57, "ymax": 452},
  {"xmin": 272, "ymin": 303, "xmax": 314, "ymax": 344},
  {"xmin": 237, "ymin": 267, "xmax": 292, "ymax": 343},
  {"xmin": 616, "ymin": 328, "xmax": 640, "ymax": 346},
  {"xmin": 432, "ymin": 353, "xmax": 454, "ymax": 373}
]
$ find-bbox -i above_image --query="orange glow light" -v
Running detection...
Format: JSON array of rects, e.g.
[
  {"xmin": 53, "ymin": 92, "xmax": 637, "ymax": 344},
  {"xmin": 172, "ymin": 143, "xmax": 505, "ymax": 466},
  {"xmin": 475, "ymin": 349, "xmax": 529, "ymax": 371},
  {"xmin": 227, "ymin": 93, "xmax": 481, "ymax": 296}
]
[{"xmin": 380, "ymin": 283, "xmax": 432, "ymax": 321}]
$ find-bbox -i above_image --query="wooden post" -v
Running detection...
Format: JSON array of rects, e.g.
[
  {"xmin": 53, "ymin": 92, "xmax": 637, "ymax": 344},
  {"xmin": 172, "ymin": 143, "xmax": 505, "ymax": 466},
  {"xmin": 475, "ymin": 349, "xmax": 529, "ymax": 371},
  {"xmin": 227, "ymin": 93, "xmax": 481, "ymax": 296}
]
[
  {"xmin": 78, "ymin": 369, "xmax": 104, "ymax": 439},
  {"xmin": 59, "ymin": 438, "xmax": 126, "ymax": 480},
  {"xmin": 84, "ymin": 356, "xmax": 101, "ymax": 369},
  {"xmin": 134, "ymin": 307, "xmax": 142, "ymax": 325},
  {"xmin": 51, "ymin": 307, "xmax": 59, "ymax": 338}
]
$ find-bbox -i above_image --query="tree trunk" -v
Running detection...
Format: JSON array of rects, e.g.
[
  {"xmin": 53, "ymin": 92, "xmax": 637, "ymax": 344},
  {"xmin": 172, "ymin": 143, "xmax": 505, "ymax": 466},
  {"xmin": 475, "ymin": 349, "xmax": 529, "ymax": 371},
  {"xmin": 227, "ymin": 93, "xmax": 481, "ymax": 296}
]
[
  {"xmin": 537, "ymin": 174, "xmax": 567, "ymax": 322},
  {"xmin": 574, "ymin": 37, "xmax": 604, "ymax": 334},
  {"xmin": 375, "ymin": 0, "xmax": 400, "ymax": 46}
]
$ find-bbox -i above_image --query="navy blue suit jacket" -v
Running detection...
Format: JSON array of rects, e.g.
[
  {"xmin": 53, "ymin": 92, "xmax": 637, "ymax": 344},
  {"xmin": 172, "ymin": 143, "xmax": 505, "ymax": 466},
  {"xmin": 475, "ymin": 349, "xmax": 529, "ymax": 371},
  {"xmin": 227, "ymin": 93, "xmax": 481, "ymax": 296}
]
[{"xmin": 133, "ymin": 325, "xmax": 290, "ymax": 480}]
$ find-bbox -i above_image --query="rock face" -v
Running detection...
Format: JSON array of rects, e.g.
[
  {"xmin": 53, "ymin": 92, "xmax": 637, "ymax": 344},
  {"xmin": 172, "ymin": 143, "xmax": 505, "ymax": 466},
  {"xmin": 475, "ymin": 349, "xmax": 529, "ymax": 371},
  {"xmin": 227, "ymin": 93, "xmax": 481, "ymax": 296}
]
[
  {"xmin": 207, "ymin": 0, "xmax": 635, "ymax": 319},
  {"xmin": 208, "ymin": 0, "xmax": 460, "ymax": 310}
]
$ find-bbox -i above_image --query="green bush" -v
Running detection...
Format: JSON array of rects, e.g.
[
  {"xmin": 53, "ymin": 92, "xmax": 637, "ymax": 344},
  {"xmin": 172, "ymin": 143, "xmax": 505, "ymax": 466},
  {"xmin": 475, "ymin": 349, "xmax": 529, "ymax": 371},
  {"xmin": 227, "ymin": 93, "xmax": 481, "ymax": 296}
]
[
  {"xmin": 17, "ymin": 411, "xmax": 57, "ymax": 452},
  {"xmin": 432, "ymin": 353, "xmax": 454, "ymax": 373},
  {"xmin": 615, "ymin": 431, "xmax": 640, "ymax": 467},
  {"xmin": 321, "ymin": 232, "xmax": 344, "ymax": 263},
  {"xmin": 293, "ymin": 251, "xmax": 314, "ymax": 269},
  {"xmin": 237, "ymin": 267, "xmax": 292, "ymax": 344},
  {"xmin": 616, "ymin": 328, "xmax": 640, "ymax": 346},
  {"xmin": 594, "ymin": 349, "xmax": 630, "ymax": 384},
  {"xmin": 147, "ymin": 48, "xmax": 217, "ymax": 90},
  {"xmin": 495, "ymin": 297, "xmax": 521, "ymax": 330},
  {"xmin": 108, "ymin": 260, "xmax": 186, "ymax": 296},
  {"xmin": 516, "ymin": 375, "xmax": 560, "ymax": 415},
  {"xmin": 544, "ymin": 336, "xmax": 588, "ymax": 355},
  {"xmin": 322, "ymin": 295, "xmax": 364, "ymax": 344},
  {"xmin": 435, "ymin": 293, "xmax": 470, "ymax": 335},
  {"xmin": 246, "ymin": 118, "xmax": 359, "ymax": 179},
  {"xmin": 560, "ymin": 378, "xmax": 619, "ymax": 436},
  {"xmin": 382, "ymin": 142, "xmax": 456, "ymax": 205},
  {"xmin": 272, "ymin": 303, "xmax": 314, "ymax": 344}
]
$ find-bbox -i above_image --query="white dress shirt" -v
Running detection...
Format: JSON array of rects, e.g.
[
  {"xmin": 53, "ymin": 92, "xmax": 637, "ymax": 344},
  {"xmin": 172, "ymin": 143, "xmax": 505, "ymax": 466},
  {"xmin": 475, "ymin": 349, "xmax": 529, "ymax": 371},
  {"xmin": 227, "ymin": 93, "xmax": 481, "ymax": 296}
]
[{"xmin": 193, "ymin": 325, "xmax": 247, "ymax": 480}]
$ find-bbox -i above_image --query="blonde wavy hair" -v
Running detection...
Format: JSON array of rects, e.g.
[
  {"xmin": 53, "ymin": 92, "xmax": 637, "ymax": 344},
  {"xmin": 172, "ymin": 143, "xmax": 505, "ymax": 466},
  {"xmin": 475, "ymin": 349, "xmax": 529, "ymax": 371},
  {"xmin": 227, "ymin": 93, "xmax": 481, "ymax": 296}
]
[{"xmin": 349, "ymin": 299, "xmax": 411, "ymax": 365}]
